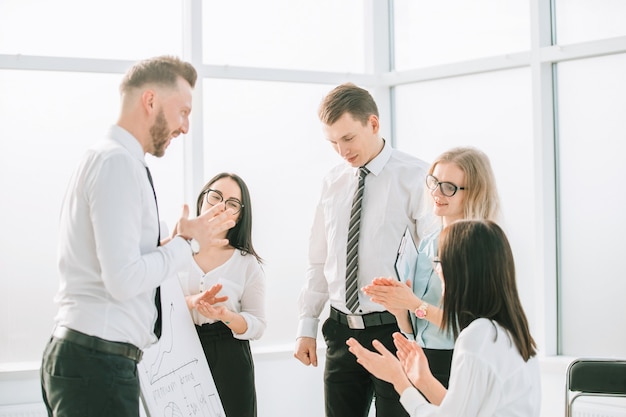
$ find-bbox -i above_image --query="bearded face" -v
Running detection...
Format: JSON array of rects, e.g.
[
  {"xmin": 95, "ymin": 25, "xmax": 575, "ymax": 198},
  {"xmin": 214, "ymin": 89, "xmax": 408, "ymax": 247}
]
[{"xmin": 149, "ymin": 108, "xmax": 170, "ymax": 158}]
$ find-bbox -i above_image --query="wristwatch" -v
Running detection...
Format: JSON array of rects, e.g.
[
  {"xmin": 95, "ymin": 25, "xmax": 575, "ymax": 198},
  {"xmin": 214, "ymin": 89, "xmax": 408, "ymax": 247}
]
[
  {"xmin": 189, "ymin": 238, "xmax": 200, "ymax": 255},
  {"xmin": 415, "ymin": 302, "xmax": 429, "ymax": 319},
  {"xmin": 179, "ymin": 235, "xmax": 200, "ymax": 255}
]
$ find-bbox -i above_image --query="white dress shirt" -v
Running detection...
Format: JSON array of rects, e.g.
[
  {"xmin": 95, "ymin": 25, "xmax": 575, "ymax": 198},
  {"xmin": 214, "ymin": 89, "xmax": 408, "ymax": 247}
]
[
  {"xmin": 54, "ymin": 125, "xmax": 191, "ymax": 349},
  {"xmin": 400, "ymin": 319, "xmax": 541, "ymax": 417},
  {"xmin": 177, "ymin": 251, "xmax": 266, "ymax": 340},
  {"xmin": 297, "ymin": 140, "xmax": 435, "ymax": 338}
]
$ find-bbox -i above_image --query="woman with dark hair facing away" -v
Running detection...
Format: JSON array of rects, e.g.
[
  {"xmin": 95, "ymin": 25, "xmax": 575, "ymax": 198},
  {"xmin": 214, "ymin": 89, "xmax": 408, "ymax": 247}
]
[
  {"xmin": 177, "ymin": 172, "xmax": 266, "ymax": 417},
  {"xmin": 362, "ymin": 146, "xmax": 501, "ymax": 387},
  {"xmin": 347, "ymin": 220, "xmax": 540, "ymax": 416}
]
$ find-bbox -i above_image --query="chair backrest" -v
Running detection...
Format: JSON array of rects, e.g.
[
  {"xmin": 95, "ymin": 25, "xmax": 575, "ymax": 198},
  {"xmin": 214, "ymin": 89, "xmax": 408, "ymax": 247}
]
[{"xmin": 565, "ymin": 358, "xmax": 626, "ymax": 417}]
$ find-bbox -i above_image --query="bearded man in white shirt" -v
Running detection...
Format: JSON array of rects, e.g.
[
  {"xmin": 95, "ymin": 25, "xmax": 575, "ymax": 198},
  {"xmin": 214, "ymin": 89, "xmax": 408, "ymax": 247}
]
[
  {"xmin": 293, "ymin": 82, "xmax": 435, "ymax": 417},
  {"xmin": 40, "ymin": 55, "xmax": 235, "ymax": 417}
]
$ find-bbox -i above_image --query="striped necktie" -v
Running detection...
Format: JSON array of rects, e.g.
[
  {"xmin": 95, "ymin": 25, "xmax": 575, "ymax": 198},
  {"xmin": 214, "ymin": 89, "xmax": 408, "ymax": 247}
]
[
  {"xmin": 345, "ymin": 166, "xmax": 369, "ymax": 313},
  {"xmin": 145, "ymin": 166, "xmax": 162, "ymax": 339}
]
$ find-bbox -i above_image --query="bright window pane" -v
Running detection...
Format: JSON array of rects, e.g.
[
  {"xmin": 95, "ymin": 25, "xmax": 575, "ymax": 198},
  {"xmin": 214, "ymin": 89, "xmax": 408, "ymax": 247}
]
[
  {"xmin": 202, "ymin": 79, "xmax": 340, "ymax": 347},
  {"xmin": 0, "ymin": 0, "xmax": 182, "ymax": 59},
  {"xmin": 0, "ymin": 70, "xmax": 118, "ymax": 363},
  {"xmin": 557, "ymin": 54, "xmax": 626, "ymax": 357},
  {"xmin": 393, "ymin": 0, "xmax": 530, "ymax": 70},
  {"xmin": 202, "ymin": 0, "xmax": 365, "ymax": 72},
  {"xmin": 555, "ymin": 0, "xmax": 626, "ymax": 44},
  {"xmin": 393, "ymin": 69, "xmax": 539, "ymax": 336}
]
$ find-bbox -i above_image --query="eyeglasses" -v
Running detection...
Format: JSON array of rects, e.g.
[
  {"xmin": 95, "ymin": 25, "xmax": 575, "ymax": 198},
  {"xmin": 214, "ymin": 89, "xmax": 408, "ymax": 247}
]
[
  {"xmin": 426, "ymin": 175, "xmax": 466, "ymax": 197},
  {"xmin": 431, "ymin": 257, "xmax": 442, "ymax": 273},
  {"xmin": 203, "ymin": 189, "xmax": 244, "ymax": 214}
]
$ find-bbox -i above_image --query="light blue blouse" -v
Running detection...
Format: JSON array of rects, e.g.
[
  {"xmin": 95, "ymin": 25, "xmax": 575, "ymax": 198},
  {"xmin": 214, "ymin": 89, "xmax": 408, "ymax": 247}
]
[{"xmin": 410, "ymin": 227, "xmax": 455, "ymax": 349}]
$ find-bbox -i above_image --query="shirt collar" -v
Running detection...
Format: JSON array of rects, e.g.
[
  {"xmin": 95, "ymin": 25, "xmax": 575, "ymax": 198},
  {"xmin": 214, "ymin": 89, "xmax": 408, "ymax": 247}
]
[
  {"xmin": 108, "ymin": 124, "xmax": 147, "ymax": 165},
  {"xmin": 360, "ymin": 138, "xmax": 391, "ymax": 176}
]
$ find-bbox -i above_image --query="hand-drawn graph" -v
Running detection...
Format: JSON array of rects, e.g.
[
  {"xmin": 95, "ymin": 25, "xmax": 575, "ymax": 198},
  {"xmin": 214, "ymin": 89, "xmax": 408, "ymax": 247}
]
[{"xmin": 138, "ymin": 278, "xmax": 225, "ymax": 417}]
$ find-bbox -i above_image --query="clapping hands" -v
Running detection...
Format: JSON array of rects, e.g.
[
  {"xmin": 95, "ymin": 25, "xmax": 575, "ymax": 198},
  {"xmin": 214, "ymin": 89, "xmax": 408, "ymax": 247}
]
[
  {"xmin": 362, "ymin": 277, "xmax": 416, "ymax": 314},
  {"xmin": 346, "ymin": 332, "xmax": 436, "ymax": 399},
  {"xmin": 187, "ymin": 283, "xmax": 229, "ymax": 321}
]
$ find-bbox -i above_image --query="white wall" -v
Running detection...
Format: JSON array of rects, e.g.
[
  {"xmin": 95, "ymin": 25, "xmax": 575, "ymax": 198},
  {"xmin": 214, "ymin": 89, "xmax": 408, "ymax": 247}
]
[{"xmin": 2, "ymin": 353, "xmax": 624, "ymax": 417}]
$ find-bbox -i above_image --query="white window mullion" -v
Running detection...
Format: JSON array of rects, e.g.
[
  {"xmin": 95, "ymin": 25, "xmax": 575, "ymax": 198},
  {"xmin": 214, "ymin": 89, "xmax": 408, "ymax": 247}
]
[
  {"xmin": 364, "ymin": 0, "xmax": 393, "ymax": 143},
  {"xmin": 182, "ymin": 0, "xmax": 205, "ymax": 205},
  {"xmin": 529, "ymin": 0, "xmax": 558, "ymax": 356}
]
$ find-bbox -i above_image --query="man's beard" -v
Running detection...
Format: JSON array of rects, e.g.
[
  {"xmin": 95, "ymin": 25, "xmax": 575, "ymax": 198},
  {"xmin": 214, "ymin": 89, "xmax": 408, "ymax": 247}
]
[{"xmin": 149, "ymin": 109, "xmax": 170, "ymax": 157}]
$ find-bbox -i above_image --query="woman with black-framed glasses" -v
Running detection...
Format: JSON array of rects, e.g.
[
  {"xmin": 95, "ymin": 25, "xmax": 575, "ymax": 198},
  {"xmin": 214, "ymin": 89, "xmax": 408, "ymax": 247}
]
[
  {"xmin": 362, "ymin": 146, "xmax": 501, "ymax": 388},
  {"xmin": 176, "ymin": 172, "xmax": 265, "ymax": 417}
]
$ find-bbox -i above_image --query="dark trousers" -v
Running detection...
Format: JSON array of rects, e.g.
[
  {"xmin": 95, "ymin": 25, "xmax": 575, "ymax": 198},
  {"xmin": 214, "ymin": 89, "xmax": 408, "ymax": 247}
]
[
  {"xmin": 40, "ymin": 337, "xmax": 140, "ymax": 417},
  {"xmin": 422, "ymin": 348, "xmax": 454, "ymax": 389},
  {"xmin": 322, "ymin": 317, "xmax": 409, "ymax": 417},
  {"xmin": 196, "ymin": 322, "xmax": 257, "ymax": 417}
]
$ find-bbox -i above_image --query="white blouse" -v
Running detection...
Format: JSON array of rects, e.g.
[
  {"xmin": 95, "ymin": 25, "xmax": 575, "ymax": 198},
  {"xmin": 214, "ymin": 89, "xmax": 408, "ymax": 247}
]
[
  {"xmin": 178, "ymin": 250, "xmax": 266, "ymax": 341},
  {"xmin": 400, "ymin": 318, "xmax": 541, "ymax": 417}
]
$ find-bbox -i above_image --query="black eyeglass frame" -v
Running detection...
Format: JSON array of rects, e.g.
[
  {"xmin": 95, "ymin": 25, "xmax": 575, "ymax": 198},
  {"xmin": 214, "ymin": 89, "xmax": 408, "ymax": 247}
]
[
  {"xmin": 202, "ymin": 189, "xmax": 244, "ymax": 214},
  {"xmin": 426, "ymin": 174, "xmax": 466, "ymax": 197}
]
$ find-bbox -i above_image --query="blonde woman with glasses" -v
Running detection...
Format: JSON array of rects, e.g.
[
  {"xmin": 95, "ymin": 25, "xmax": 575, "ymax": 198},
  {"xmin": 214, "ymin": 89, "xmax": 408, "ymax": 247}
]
[{"xmin": 362, "ymin": 146, "xmax": 501, "ymax": 388}]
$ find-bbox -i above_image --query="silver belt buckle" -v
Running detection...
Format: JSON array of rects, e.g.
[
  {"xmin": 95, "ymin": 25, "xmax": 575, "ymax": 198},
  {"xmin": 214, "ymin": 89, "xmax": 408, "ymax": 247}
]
[{"xmin": 346, "ymin": 315, "xmax": 365, "ymax": 330}]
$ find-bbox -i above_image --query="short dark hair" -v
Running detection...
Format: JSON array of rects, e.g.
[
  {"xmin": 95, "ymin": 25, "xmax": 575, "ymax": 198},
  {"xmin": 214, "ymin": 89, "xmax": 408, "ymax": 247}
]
[
  {"xmin": 318, "ymin": 82, "xmax": 379, "ymax": 126},
  {"xmin": 119, "ymin": 55, "xmax": 197, "ymax": 94},
  {"xmin": 196, "ymin": 173, "xmax": 262, "ymax": 263},
  {"xmin": 439, "ymin": 220, "xmax": 536, "ymax": 361}
]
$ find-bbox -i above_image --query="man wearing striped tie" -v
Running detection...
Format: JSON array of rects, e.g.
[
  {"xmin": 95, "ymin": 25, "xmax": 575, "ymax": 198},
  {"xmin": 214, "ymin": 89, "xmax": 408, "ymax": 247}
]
[{"xmin": 294, "ymin": 83, "xmax": 436, "ymax": 417}]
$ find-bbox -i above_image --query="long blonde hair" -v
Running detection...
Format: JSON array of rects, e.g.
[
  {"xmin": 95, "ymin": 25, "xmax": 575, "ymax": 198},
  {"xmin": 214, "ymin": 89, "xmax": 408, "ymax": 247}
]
[{"xmin": 428, "ymin": 147, "xmax": 501, "ymax": 222}]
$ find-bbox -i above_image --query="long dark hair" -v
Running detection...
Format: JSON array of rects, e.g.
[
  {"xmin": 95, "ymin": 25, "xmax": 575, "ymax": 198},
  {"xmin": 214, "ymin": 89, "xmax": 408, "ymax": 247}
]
[
  {"xmin": 439, "ymin": 220, "xmax": 536, "ymax": 361},
  {"xmin": 196, "ymin": 172, "xmax": 262, "ymax": 263}
]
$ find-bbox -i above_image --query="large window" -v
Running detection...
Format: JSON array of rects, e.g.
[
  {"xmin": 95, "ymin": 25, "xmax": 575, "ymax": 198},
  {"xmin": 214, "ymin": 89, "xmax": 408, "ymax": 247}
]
[
  {"xmin": 1, "ymin": 0, "xmax": 626, "ymax": 371},
  {"xmin": 0, "ymin": 0, "xmax": 183, "ymax": 60},
  {"xmin": 0, "ymin": 0, "xmax": 369, "ymax": 365},
  {"xmin": 393, "ymin": 0, "xmax": 530, "ymax": 69},
  {"xmin": 201, "ymin": 79, "xmax": 340, "ymax": 347},
  {"xmin": 556, "ymin": 53, "xmax": 626, "ymax": 356},
  {"xmin": 202, "ymin": 0, "xmax": 365, "ymax": 73},
  {"xmin": 554, "ymin": 0, "xmax": 626, "ymax": 44},
  {"xmin": 0, "ymin": 70, "xmax": 121, "ymax": 362},
  {"xmin": 394, "ymin": 68, "xmax": 537, "ymax": 328}
]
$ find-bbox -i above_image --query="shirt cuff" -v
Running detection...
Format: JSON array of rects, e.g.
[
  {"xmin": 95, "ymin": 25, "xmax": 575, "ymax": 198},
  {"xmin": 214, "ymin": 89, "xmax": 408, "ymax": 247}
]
[
  {"xmin": 233, "ymin": 312, "xmax": 265, "ymax": 341},
  {"xmin": 169, "ymin": 236, "xmax": 194, "ymax": 270},
  {"xmin": 399, "ymin": 386, "xmax": 429, "ymax": 414},
  {"xmin": 296, "ymin": 317, "xmax": 319, "ymax": 339}
]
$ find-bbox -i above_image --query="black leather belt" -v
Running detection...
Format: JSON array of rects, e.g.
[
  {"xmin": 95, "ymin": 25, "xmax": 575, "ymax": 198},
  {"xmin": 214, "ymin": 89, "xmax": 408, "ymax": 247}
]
[
  {"xmin": 52, "ymin": 326, "xmax": 143, "ymax": 362},
  {"xmin": 330, "ymin": 307, "xmax": 397, "ymax": 330}
]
